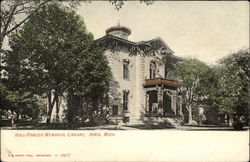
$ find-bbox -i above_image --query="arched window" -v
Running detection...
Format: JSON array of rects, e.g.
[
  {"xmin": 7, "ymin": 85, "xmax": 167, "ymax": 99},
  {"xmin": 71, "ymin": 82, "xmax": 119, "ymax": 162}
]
[
  {"xmin": 123, "ymin": 60, "xmax": 129, "ymax": 79},
  {"xmin": 150, "ymin": 61, "xmax": 157, "ymax": 79}
]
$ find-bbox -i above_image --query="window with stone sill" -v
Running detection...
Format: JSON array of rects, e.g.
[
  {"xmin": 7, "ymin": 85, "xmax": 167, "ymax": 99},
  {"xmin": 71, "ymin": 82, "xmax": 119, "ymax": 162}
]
[
  {"xmin": 123, "ymin": 90, "xmax": 129, "ymax": 111},
  {"xmin": 123, "ymin": 60, "xmax": 130, "ymax": 79},
  {"xmin": 150, "ymin": 61, "xmax": 157, "ymax": 79},
  {"xmin": 165, "ymin": 65, "xmax": 168, "ymax": 78},
  {"xmin": 112, "ymin": 105, "xmax": 118, "ymax": 116}
]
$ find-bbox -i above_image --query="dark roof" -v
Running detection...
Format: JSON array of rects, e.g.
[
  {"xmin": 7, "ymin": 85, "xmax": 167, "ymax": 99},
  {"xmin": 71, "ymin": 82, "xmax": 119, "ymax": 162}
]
[
  {"xmin": 96, "ymin": 34, "xmax": 138, "ymax": 46},
  {"xmin": 106, "ymin": 26, "xmax": 131, "ymax": 35},
  {"xmin": 143, "ymin": 78, "xmax": 180, "ymax": 88},
  {"xmin": 95, "ymin": 34, "xmax": 183, "ymax": 61}
]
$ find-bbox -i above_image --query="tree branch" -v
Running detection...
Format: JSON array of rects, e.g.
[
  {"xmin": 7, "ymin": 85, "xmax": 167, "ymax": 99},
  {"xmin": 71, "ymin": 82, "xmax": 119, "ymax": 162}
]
[
  {"xmin": 1, "ymin": 2, "xmax": 19, "ymax": 41},
  {"xmin": 5, "ymin": 0, "xmax": 52, "ymax": 36}
]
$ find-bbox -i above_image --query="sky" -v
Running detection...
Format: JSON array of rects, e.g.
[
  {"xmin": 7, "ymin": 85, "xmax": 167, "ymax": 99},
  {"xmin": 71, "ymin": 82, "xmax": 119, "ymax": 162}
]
[{"xmin": 76, "ymin": 1, "xmax": 249, "ymax": 65}]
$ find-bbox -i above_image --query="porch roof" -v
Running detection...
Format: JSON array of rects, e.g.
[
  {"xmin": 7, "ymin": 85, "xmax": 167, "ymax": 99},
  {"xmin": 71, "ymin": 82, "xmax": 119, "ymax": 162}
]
[{"xmin": 143, "ymin": 78, "xmax": 180, "ymax": 88}]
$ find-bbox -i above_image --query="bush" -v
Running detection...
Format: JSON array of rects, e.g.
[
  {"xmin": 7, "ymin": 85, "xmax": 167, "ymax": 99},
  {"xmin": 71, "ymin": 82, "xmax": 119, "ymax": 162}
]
[{"xmin": 233, "ymin": 121, "xmax": 244, "ymax": 130}]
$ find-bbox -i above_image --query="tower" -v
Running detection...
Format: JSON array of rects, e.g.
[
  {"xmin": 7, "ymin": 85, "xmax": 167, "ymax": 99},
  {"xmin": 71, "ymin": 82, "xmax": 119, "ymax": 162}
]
[{"xmin": 105, "ymin": 22, "xmax": 131, "ymax": 40}]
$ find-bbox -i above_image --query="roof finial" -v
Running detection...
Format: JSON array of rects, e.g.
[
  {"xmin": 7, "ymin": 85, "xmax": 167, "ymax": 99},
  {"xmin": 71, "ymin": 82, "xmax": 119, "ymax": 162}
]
[{"xmin": 117, "ymin": 20, "xmax": 120, "ymax": 27}]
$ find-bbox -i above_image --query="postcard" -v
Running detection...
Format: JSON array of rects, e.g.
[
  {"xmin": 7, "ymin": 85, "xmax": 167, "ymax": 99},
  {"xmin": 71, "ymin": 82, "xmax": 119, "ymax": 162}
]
[{"xmin": 1, "ymin": 1, "xmax": 249, "ymax": 161}]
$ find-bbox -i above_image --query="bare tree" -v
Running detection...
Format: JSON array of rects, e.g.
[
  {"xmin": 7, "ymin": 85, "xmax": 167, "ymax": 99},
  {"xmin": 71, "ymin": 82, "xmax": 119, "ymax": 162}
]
[
  {"xmin": 0, "ymin": 0, "xmax": 88, "ymax": 51},
  {"xmin": 1, "ymin": 1, "xmax": 49, "ymax": 51}
]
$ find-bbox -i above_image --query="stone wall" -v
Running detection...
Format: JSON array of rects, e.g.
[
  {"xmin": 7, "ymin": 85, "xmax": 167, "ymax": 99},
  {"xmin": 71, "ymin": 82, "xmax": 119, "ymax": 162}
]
[
  {"xmin": 106, "ymin": 47, "xmax": 136, "ymax": 122},
  {"xmin": 106, "ymin": 46, "xmax": 176, "ymax": 123}
]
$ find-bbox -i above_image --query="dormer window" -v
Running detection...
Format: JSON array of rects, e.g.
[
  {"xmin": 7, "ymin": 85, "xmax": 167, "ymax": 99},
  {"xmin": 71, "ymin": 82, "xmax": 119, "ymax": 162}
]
[
  {"xmin": 150, "ymin": 61, "xmax": 157, "ymax": 79},
  {"xmin": 123, "ymin": 60, "xmax": 130, "ymax": 79}
]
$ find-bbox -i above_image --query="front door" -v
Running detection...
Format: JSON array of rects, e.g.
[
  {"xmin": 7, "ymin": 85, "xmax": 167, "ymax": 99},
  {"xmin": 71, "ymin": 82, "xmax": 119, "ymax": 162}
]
[
  {"xmin": 148, "ymin": 90, "xmax": 158, "ymax": 112},
  {"xmin": 163, "ymin": 93, "xmax": 173, "ymax": 117}
]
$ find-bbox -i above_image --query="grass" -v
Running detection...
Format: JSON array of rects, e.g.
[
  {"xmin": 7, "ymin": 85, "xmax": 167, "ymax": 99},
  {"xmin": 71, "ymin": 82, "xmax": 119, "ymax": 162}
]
[
  {"xmin": 1, "ymin": 119, "xmax": 248, "ymax": 130},
  {"xmin": 124, "ymin": 123, "xmax": 175, "ymax": 130}
]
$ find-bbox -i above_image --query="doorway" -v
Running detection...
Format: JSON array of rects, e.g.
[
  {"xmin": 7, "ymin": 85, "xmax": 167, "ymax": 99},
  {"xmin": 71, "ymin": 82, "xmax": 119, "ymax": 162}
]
[{"xmin": 163, "ymin": 93, "xmax": 173, "ymax": 117}]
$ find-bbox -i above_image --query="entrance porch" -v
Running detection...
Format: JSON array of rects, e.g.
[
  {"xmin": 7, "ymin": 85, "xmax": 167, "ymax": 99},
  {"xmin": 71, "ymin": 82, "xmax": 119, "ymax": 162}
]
[{"xmin": 143, "ymin": 78, "xmax": 182, "ymax": 118}]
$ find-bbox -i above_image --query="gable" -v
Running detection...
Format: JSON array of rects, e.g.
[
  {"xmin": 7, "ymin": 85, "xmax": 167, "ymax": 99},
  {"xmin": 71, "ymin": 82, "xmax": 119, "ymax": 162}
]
[
  {"xmin": 96, "ymin": 35, "xmax": 182, "ymax": 61},
  {"xmin": 145, "ymin": 37, "xmax": 173, "ymax": 53}
]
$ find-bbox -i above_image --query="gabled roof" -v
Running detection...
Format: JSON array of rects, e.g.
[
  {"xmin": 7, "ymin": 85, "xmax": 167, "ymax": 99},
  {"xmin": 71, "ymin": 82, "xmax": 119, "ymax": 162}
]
[
  {"xmin": 96, "ymin": 34, "xmax": 140, "ymax": 46},
  {"xmin": 95, "ymin": 34, "xmax": 183, "ymax": 61},
  {"xmin": 144, "ymin": 37, "xmax": 171, "ymax": 50}
]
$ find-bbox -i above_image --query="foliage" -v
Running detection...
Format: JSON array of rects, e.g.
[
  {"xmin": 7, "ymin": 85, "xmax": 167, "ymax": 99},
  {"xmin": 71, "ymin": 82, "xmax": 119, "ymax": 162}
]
[
  {"xmin": 175, "ymin": 49, "xmax": 249, "ymax": 126},
  {"xmin": 109, "ymin": 0, "xmax": 154, "ymax": 10},
  {"xmin": 0, "ymin": 0, "xmax": 87, "ymax": 52},
  {"xmin": 0, "ymin": 47, "xmax": 45, "ymax": 122},
  {"xmin": 0, "ymin": 81, "xmax": 44, "ymax": 120},
  {"xmin": 1, "ymin": 0, "xmax": 153, "ymax": 53},
  {"xmin": 0, "ymin": 82, "xmax": 10, "ymax": 110},
  {"xmin": 1, "ymin": 0, "xmax": 50, "ymax": 51},
  {"xmin": 173, "ymin": 58, "xmax": 210, "ymax": 123},
  {"xmin": 8, "ymin": 3, "xmax": 111, "ymax": 123},
  {"xmin": 211, "ymin": 49, "xmax": 249, "ymax": 117}
]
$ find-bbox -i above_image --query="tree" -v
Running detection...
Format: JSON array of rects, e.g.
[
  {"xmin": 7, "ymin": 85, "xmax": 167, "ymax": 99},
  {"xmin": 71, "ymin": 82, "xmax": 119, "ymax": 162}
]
[
  {"xmin": 0, "ymin": 80, "xmax": 44, "ymax": 124},
  {"xmin": 173, "ymin": 58, "xmax": 210, "ymax": 124},
  {"xmin": 9, "ymin": 3, "xmax": 111, "ymax": 124},
  {"xmin": 66, "ymin": 41, "xmax": 111, "ymax": 124},
  {"xmin": 210, "ymin": 49, "xmax": 249, "ymax": 127},
  {"xmin": 109, "ymin": 0, "xmax": 154, "ymax": 10},
  {"xmin": 189, "ymin": 48, "xmax": 249, "ymax": 128},
  {"xmin": 0, "ymin": 47, "xmax": 46, "ymax": 124},
  {"xmin": 1, "ymin": 0, "xmax": 50, "ymax": 51},
  {"xmin": 0, "ymin": 0, "xmax": 153, "ymax": 53}
]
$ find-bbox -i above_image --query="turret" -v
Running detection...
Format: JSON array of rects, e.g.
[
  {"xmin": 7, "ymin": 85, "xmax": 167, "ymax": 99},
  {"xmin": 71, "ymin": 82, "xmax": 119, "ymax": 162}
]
[{"xmin": 105, "ymin": 22, "xmax": 131, "ymax": 40}]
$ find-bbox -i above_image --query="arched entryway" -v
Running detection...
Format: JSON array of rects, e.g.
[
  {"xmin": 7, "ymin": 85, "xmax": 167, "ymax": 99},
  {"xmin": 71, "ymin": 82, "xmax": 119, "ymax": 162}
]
[
  {"xmin": 163, "ymin": 92, "xmax": 173, "ymax": 117},
  {"xmin": 147, "ymin": 90, "xmax": 158, "ymax": 112}
]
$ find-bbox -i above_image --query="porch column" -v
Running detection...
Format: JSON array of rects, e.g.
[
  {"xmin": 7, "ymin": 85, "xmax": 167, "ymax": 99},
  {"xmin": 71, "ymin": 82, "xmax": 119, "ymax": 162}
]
[
  {"xmin": 171, "ymin": 95, "xmax": 174, "ymax": 115},
  {"xmin": 145, "ymin": 93, "xmax": 149, "ymax": 112},
  {"xmin": 157, "ymin": 86, "xmax": 164, "ymax": 115},
  {"xmin": 173, "ymin": 96, "xmax": 177, "ymax": 115},
  {"xmin": 179, "ymin": 96, "xmax": 184, "ymax": 117}
]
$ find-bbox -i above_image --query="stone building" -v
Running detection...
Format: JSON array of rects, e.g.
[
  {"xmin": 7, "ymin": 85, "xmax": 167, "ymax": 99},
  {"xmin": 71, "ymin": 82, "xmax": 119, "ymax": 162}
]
[{"xmin": 96, "ymin": 23, "xmax": 183, "ymax": 123}]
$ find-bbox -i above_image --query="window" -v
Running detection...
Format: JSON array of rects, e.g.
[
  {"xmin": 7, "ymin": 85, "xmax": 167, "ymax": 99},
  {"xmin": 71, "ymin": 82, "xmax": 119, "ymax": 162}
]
[
  {"xmin": 123, "ymin": 60, "xmax": 129, "ymax": 79},
  {"xmin": 112, "ymin": 105, "xmax": 118, "ymax": 116},
  {"xmin": 123, "ymin": 117, "xmax": 129, "ymax": 123},
  {"xmin": 165, "ymin": 66, "xmax": 168, "ymax": 78},
  {"xmin": 150, "ymin": 61, "xmax": 157, "ymax": 79},
  {"xmin": 123, "ymin": 91, "xmax": 129, "ymax": 110}
]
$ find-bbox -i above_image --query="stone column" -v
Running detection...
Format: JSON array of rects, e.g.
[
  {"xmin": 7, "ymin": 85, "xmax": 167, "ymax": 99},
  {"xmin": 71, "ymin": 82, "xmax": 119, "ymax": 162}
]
[
  {"xmin": 173, "ymin": 96, "xmax": 177, "ymax": 115},
  {"xmin": 157, "ymin": 86, "xmax": 164, "ymax": 116},
  {"xmin": 171, "ymin": 95, "xmax": 174, "ymax": 116},
  {"xmin": 179, "ymin": 96, "xmax": 184, "ymax": 118},
  {"xmin": 134, "ymin": 54, "xmax": 145, "ymax": 121},
  {"xmin": 145, "ymin": 93, "xmax": 149, "ymax": 112}
]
